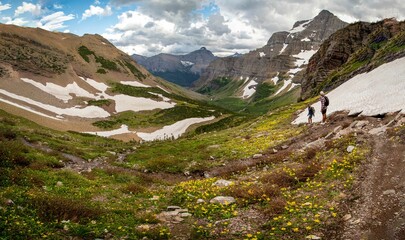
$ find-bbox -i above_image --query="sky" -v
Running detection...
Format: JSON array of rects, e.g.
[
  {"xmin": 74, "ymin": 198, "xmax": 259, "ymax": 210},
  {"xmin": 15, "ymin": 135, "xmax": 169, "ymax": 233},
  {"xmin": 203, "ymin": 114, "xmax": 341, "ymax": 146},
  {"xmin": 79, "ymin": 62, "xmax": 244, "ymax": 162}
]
[{"xmin": 0, "ymin": 0, "xmax": 404, "ymax": 57}]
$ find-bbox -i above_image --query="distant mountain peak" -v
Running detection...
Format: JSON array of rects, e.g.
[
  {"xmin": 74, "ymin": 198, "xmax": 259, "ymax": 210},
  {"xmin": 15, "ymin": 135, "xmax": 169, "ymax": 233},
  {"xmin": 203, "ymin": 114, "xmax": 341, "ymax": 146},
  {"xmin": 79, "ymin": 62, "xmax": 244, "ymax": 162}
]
[{"xmin": 318, "ymin": 9, "xmax": 333, "ymax": 17}]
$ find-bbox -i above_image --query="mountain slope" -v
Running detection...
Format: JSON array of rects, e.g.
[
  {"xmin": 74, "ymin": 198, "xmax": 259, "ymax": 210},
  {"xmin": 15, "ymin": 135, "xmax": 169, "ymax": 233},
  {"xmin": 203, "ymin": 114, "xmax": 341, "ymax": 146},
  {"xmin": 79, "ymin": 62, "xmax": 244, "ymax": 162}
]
[
  {"xmin": 0, "ymin": 24, "xmax": 221, "ymax": 141},
  {"xmin": 300, "ymin": 18, "xmax": 405, "ymax": 99},
  {"xmin": 194, "ymin": 10, "xmax": 348, "ymax": 105},
  {"xmin": 132, "ymin": 47, "xmax": 217, "ymax": 87}
]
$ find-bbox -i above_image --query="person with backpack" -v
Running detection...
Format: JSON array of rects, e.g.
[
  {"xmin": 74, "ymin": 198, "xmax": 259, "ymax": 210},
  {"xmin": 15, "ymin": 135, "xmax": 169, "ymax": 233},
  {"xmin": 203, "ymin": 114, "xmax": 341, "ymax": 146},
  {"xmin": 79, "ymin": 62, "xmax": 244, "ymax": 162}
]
[
  {"xmin": 307, "ymin": 104, "xmax": 315, "ymax": 124},
  {"xmin": 320, "ymin": 91, "xmax": 329, "ymax": 123}
]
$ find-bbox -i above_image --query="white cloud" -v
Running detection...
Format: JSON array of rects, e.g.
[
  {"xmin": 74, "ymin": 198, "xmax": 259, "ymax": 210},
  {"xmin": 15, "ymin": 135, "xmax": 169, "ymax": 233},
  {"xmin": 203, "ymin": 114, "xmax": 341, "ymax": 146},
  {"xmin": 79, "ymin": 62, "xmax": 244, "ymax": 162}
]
[
  {"xmin": 105, "ymin": 0, "xmax": 405, "ymax": 56},
  {"xmin": 37, "ymin": 11, "xmax": 75, "ymax": 31},
  {"xmin": 53, "ymin": 4, "xmax": 63, "ymax": 9},
  {"xmin": 15, "ymin": 2, "xmax": 42, "ymax": 16},
  {"xmin": 2, "ymin": 17, "xmax": 29, "ymax": 26},
  {"xmin": 82, "ymin": 5, "xmax": 112, "ymax": 20},
  {"xmin": 0, "ymin": 2, "xmax": 11, "ymax": 11}
]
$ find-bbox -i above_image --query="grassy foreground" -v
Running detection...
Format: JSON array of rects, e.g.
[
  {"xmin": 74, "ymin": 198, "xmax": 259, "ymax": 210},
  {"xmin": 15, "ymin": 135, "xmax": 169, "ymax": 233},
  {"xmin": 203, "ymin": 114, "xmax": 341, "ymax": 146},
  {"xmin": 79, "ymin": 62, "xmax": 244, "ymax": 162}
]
[{"xmin": 0, "ymin": 98, "xmax": 374, "ymax": 239}]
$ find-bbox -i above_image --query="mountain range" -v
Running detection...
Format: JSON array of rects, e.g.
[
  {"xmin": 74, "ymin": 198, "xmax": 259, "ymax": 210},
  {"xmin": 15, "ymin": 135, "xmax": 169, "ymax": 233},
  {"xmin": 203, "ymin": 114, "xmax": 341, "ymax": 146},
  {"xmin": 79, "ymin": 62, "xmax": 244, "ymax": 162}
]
[
  {"xmin": 132, "ymin": 47, "xmax": 217, "ymax": 87},
  {"xmin": 1, "ymin": 8, "xmax": 405, "ymax": 240},
  {"xmin": 194, "ymin": 10, "xmax": 348, "ymax": 104}
]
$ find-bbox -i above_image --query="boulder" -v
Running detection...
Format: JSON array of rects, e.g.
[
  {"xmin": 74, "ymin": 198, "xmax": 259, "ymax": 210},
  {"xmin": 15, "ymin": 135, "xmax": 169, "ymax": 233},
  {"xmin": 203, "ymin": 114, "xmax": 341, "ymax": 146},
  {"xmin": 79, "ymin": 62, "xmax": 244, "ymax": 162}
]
[
  {"xmin": 346, "ymin": 145, "xmax": 355, "ymax": 153},
  {"xmin": 253, "ymin": 154, "xmax": 263, "ymax": 159},
  {"xmin": 213, "ymin": 179, "xmax": 233, "ymax": 187},
  {"xmin": 167, "ymin": 206, "xmax": 181, "ymax": 211},
  {"xmin": 210, "ymin": 196, "xmax": 236, "ymax": 205}
]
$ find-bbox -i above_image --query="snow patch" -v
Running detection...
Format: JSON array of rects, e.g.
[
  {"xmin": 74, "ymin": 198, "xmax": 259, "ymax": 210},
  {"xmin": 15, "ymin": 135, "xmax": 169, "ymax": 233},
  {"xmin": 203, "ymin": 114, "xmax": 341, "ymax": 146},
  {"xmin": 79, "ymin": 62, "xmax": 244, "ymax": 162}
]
[
  {"xmin": 271, "ymin": 73, "xmax": 280, "ymax": 84},
  {"xmin": 21, "ymin": 78, "xmax": 95, "ymax": 103},
  {"xmin": 242, "ymin": 79, "xmax": 258, "ymax": 99},
  {"xmin": 181, "ymin": 61, "xmax": 194, "ymax": 67},
  {"xmin": 0, "ymin": 89, "xmax": 110, "ymax": 118},
  {"xmin": 157, "ymin": 85, "xmax": 170, "ymax": 93},
  {"xmin": 289, "ymin": 19, "xmax": 312, "ymax": 34},
  {"xmin": 84, "ymin": 124, "xmax": 133, "ymax": 137},
  {"xmin": 292, "ymin": 50, "xmax": 317, "ymax": 67},
  {"xmin": 6, "ymin": 77, "xmax": 176, "ymax": 119},
  {"xmin": 301, "ymin": 37, "xmax": 311, "ymax": 42},
  {"xmin": 275, "ymin": 80, "xmax": 293, "ymax": 96},
  {"xmin": 137, "ymin": 116, "xmax": 215, "ymax": 141},
  {"xmin": 120, "ymin": 80, "xmax": 150, "ymax": 88},
  {"xmin": 259, "ymin": 52, "xmax": 266, "ymax": 57},
  {"xmin": 279, "ymin": 44, "xmax": 288, "ymax": 54},
  {"xmin": 110, "ymin": 94, "xmax": 175, "ymax": 113},
  {"xmin": 0, "ymin": 95, "xmax": 61, "ymax": 120},
  {"xmin": 79, "ymin": 77, "xmax": 108, "ymax": 93},
  {"xmin": 293, "ymin": 57, "xmax": 405, "ymax": 124}
]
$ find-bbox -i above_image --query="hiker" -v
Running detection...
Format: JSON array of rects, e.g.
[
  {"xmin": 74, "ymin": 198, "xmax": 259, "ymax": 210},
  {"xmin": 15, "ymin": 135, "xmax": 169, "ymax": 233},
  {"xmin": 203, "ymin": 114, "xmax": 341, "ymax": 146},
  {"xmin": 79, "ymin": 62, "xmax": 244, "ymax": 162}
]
[
  {"xmin": 307, "ymin": 104, "xmax": 315, "ymax": 124},
  {"xmin": 320, "ymin": 91, "xmax": 328, "ymax": 123}
]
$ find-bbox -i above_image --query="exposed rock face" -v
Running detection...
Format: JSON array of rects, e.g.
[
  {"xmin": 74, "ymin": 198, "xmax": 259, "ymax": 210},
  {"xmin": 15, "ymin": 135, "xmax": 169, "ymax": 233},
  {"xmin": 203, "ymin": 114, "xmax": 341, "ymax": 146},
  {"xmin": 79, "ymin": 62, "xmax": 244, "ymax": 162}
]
[
  {"xmin": 132, "ymin": 47, "xmax": 217, "ymax": 87},
  {"xmin": 300, "ymin": 19, "xmax": 405, "ymax": 100},
  {"xmin": 194, "ymin": 10, "xmax": 348, "ymax": 92}
]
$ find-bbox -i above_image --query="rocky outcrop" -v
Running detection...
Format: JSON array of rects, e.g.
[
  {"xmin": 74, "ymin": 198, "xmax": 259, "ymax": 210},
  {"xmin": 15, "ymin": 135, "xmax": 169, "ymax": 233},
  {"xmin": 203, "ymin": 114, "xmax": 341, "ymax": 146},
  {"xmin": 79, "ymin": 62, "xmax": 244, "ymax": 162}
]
[
  {"xmin": 132, "ymin": 47, "xmax": 217, "ymax": 87},
  {"xmin": 194, "ymin": 10, "xmax": 348, "ymax": 92},
  {"xmin": 300, "ymin": 19, "xmax": 405, "ymax": 100}
]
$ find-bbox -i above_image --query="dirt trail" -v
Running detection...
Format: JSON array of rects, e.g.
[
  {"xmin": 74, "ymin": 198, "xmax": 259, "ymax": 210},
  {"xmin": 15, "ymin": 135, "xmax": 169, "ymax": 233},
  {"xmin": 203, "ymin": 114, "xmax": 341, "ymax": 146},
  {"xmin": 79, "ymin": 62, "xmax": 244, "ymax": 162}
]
[{"xmin": 341, "ymin": 131, "xmax": 405, "ymax": 239}]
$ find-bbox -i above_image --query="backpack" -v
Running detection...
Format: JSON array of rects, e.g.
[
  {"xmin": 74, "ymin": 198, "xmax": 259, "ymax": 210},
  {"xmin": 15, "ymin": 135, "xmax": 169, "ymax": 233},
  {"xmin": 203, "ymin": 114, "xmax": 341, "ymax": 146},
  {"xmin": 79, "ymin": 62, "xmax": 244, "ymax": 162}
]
[
  {"xmin": 324, "ymin": 96, "xmax": 329, "ymax": 107},
  {"xmin": 310, "ymin": 106, "xmax": 315, "ymax": 115}
]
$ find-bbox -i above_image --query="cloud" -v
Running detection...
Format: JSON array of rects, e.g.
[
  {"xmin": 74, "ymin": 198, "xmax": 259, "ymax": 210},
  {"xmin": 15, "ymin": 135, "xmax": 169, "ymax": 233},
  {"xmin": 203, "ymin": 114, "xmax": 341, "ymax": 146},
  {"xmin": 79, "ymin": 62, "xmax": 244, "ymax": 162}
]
[
  {"xmin": 15, "ymin": 2, "xmax": 43, "ymax": 16},
  {"xmin": 53, "ymin": 4, "xmax": 63, "ymax": 9},
  {"xmin": 207, "ymin": 13, "xmax": 230, "ymax": 35},
  {"xmin": 2, "ymin": 17, "xmax": 29, "ymax": 26},
  {"xmin": 37, "ymin": 11, "xmax": 75, "ymax": 31},
  {"xmin": 82, "ymin": 5, "xmax": 113, "ymax": 20},
  {"xmin": 0, "ymin": 2, "xmax": 11, "ymax": 11},
  {"xmin": 105, "ymin": 0, "xmax": 405, "ymax": 56}
]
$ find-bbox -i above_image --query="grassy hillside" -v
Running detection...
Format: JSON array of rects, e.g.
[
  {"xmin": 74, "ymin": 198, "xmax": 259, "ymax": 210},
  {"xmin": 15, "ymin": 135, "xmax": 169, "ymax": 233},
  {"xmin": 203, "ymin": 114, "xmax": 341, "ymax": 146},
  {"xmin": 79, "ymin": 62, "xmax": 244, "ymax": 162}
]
[{"xmin": 2, "ymin": 95, "xmax": 400, "ymax": 239}]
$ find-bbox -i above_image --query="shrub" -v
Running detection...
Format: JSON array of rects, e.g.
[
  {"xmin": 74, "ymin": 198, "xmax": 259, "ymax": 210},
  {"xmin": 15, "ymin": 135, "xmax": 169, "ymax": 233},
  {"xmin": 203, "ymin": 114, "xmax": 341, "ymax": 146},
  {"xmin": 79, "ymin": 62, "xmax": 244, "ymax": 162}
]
[
  {"xmin": 123, "ymin": 60, "xmax": 145, "ymax": 80},
  {"xmin": 0, "ymin": 140, "xmax": 30, "ymax": 167},
  {"xmin": 96, "ymin": 68, "xmax": 107, "ymax": 74},
  {"xmin": 95, "ymin": 56, "xmax": 119, "ymax": 71},
  {"xmin": 30, "ymin": 194, "xmax": 103, "ymax": 222},
  {"xmin": 78, "ymin": 46, "xmax": 94, "ymax": 63},
  {"xmin": 122, "ymin": 184, "xmax": 146, "ymax": 195}
]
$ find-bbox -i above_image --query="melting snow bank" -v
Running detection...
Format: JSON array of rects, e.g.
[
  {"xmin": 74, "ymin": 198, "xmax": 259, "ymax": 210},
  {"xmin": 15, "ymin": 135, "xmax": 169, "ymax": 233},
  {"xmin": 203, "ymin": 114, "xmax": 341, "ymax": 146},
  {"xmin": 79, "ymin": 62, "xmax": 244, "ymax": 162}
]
[
  {"xmin": 242, "ymin": 79, "xmax": 258, "ymax": 99},
  {"xmin": 84, "ymin": 125, "xmax": 133, "ymax": 137},
  {"xmin": 293, "ymin": 57, "xmax": 405, "ymax": 124},
  {"xmin": 137, "ymin": 116, "xmax": 215, "ymax": 141}
]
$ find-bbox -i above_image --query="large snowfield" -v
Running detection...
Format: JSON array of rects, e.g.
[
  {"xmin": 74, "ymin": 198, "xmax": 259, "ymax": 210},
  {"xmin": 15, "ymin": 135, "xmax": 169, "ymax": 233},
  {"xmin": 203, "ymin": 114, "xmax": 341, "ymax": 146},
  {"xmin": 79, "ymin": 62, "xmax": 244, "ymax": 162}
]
[
  {"xmin": 0, "ymin": 77, "xmax": 175, "ymax": 119},
  {"xmin": 85, "ymin": 117, "xmax": 215, "ymax": 140},
  {"xmin": 294, "ymin": 57, "xmax": 405, "ymax": 124}
]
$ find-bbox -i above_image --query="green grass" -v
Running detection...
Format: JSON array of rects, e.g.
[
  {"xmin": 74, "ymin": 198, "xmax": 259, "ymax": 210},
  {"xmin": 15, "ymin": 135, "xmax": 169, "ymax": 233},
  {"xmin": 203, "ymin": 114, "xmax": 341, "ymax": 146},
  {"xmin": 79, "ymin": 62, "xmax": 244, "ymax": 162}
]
[
  {"xmin": 0, "ymin": 95, "xmax": 375, "ymax": 239},
  {"xmin": 96, "ymin": 68, "xmax": 107, "ymax": 74},
  {"xmin": 77, "ymin": 45, "xmax": 120, "ymax": 72},
  {"xmin": 78, "ymin": 46, "xmax": 94, "ymax": 63},
  {"xmin": 123, "ymin": 60, "xmax": 146, "ymax": 80},
  {"xmin": 95, "ymin": 56, "xmax": 119, "ymax": 71},
  {"xmin": 87, "ymin": 99, "xmax": 111, "ymax": 107},
  {"xmin": 92, "ymin": 104, "xmax": 220, "ymax": 130}
]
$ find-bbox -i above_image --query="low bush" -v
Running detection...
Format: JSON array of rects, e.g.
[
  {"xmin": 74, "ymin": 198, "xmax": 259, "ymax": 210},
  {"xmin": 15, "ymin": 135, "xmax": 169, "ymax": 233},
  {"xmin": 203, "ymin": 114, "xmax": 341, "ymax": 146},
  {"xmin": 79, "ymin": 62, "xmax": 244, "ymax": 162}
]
[{"xmin": 30, "ymin": 193, "xmax": 103, "ymax": 223}]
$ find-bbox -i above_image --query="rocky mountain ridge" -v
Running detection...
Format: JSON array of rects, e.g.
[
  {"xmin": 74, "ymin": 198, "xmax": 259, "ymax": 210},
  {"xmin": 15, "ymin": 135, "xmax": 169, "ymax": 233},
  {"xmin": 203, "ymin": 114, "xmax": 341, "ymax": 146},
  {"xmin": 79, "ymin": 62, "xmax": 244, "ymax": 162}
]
[
  {"xmin": 132, "ymin": 47, "xmax": 217, "ymax": 87},
  {"xmin": 194, "ymin": 10, "xmax": 348, "ymax": 100},
  {"xmin": 300, "ymin": 18, "xmax": 405, "ymax": 99}
]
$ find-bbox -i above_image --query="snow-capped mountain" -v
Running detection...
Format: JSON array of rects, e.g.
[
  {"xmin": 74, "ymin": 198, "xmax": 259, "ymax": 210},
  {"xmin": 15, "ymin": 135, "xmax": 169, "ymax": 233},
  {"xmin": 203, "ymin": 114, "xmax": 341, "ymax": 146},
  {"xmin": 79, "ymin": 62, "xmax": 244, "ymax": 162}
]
[
  {"xmin": 194, "ymin": 10, "xmax": 348, "ymax": 100},
  {"xmin": 300, "ymin": 18, "xmax": 405, "ymax": 100},
  {"xmin": 132, "ymin": 47, "xmax": 217, "ymax": 87}
]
